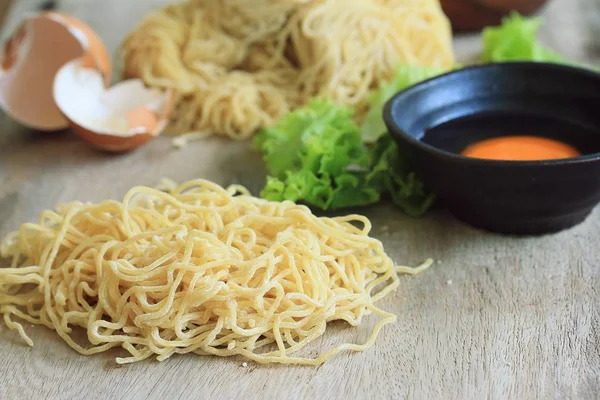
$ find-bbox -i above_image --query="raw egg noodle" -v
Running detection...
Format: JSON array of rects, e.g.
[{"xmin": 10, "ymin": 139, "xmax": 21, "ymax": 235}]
[
  {"xmin": 0, "ymin": 179, "xmax": 429, "ymax": 365},
  {"xmin": 121, "ymin": 0, "xmax": 453, "ymax": 139}
]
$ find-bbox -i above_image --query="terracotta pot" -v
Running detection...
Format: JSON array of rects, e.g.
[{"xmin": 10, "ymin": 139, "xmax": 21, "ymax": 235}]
[{"xmin": 440, "ymin": 0, "xmax": 550, "ymax": 32}]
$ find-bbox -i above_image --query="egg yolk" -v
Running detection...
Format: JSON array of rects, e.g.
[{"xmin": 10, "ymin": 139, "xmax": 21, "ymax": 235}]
[{"xmin": 461, "ymin": 136, "xmax": 582, "ymax": 161}]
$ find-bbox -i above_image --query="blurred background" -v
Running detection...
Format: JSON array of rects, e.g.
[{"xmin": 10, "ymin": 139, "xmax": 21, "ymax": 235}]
[{"xmin": 1, "ymin": 0, "xmax": 599, "ymax": 67}]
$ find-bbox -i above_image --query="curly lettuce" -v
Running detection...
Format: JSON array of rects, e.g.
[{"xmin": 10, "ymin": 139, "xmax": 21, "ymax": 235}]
[
  {"xmin": 255, "ymin": 98, "xmax": 378, "ymax": 210},
  {"xmin": 255, "ymin": 98, "xmax": 434, "ymax": 214},
  {"xmin": 482, "ymin": 13, "xmax": 572, "ymax": 64},
  {"xmin": 361, "ymin": 65, "xmax": 444, "ymax": 144}
]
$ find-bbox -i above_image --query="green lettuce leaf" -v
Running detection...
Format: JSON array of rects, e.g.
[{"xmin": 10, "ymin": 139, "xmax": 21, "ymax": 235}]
[
  {"xmin": 361, "ymin": 65, "xmax": 443, "ymax": 143},
  {"xmin": 255, "ymin": 98, "xmax": 380, "ymax": 210},
  {"xmin": 482, "ymin": 13, "xmax": 573, "ymax": 64},
  {"xmin": 261, "ymin": 172, "xmax": 334, "ymax": 209},
  {"xmin": 255, "ymin": 98, "xmax": 368, "ymax": 179},
  {"xmin": 262, "ymin": 171, "xmax": 381, "ymax": 210},
  {"xmin": 256, "ymin": 98, "xmax": 433, "ymax": 214},
  {"xmin": 366, "ymin": 135, "xmax": 435, "ymax": 217}
]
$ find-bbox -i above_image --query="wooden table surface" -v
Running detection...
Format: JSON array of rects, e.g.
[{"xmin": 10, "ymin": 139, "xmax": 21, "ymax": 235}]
[{"xmin": 1, "ymin": 1, "xmax": 599, "ymax": 399}]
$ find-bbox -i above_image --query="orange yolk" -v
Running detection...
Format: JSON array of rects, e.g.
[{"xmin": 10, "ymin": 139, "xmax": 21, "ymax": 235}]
[{"xmin": 461, "ymin": 136, "xmax": 582, "ymax": 161}]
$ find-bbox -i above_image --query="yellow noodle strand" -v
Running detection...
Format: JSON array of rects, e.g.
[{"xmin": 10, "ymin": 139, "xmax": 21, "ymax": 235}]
[{"xmin": 0, "ymin": 179, "xmax": 429, "ymax": 365}]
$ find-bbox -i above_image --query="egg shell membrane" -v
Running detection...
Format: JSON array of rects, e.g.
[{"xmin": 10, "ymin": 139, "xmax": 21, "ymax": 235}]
[
  {"xmin": 0, "ymin": 12, "xmax": 111, "ymax": 131},
  {"xmin": 54, "ymin": 59, "xmax": 172, "ymax": 152}
]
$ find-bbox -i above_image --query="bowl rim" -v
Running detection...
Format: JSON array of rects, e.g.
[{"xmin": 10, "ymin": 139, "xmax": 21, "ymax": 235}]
[{"xmin": 383, "ymin": 61, "xmax": 600, "ymax": 167}]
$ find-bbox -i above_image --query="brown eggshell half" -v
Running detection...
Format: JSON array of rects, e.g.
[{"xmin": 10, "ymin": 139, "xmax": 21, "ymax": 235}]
[
  {"xmin": 69, "ymin": 119, "xmax": 159, "ymax": 152},
  {"xmin": 53, "ymin": 58, "xmax": 172, "ymax": 152},
  {"xmin": 46, "ymin": 12, "xmax": 111, "ymax": 81},
  {"xmin": 0, "ymin": 12, "xmax": 111, "ymax": 131}
]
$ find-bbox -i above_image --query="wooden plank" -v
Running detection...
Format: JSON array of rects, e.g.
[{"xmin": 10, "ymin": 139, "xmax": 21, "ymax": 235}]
[{"xmin": 0, "ymin": 1, "xmax": 599, "ymax": 399}]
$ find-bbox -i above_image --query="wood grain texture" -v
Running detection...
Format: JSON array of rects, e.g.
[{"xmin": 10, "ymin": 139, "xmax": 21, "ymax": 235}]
[{"xmin": 0, "ymin": 1, "xmax": 599, "ymax": 399}]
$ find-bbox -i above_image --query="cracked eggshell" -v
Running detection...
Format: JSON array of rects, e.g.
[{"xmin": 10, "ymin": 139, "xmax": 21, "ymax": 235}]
[
  {"xmin": 0, "ymin": 12, "xmax": 111, "ymax": 130},
  {"xmin": 53, "ymin": 58, "xmax": 173, "ymax": 152}
]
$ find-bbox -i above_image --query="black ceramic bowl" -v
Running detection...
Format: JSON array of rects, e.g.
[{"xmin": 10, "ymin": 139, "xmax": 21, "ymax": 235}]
[{"xmin": 383, "ymin": 62, "xmax": 600, "ymax": 235}]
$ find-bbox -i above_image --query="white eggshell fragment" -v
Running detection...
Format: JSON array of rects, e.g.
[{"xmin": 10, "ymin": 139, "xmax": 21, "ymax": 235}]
[{"xmin": 53, "ymin": 58, "xmax": 172, "ymax": 152}]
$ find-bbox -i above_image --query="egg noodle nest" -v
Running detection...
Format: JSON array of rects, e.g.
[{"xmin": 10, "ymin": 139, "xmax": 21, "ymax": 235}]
[
  {"xmin": 0, "ymin": 179, "xmax": 431, "ymax": 365},
  {"xmin": 121, "ymin": 0, "xmax": 453, "ymax": 139}
]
